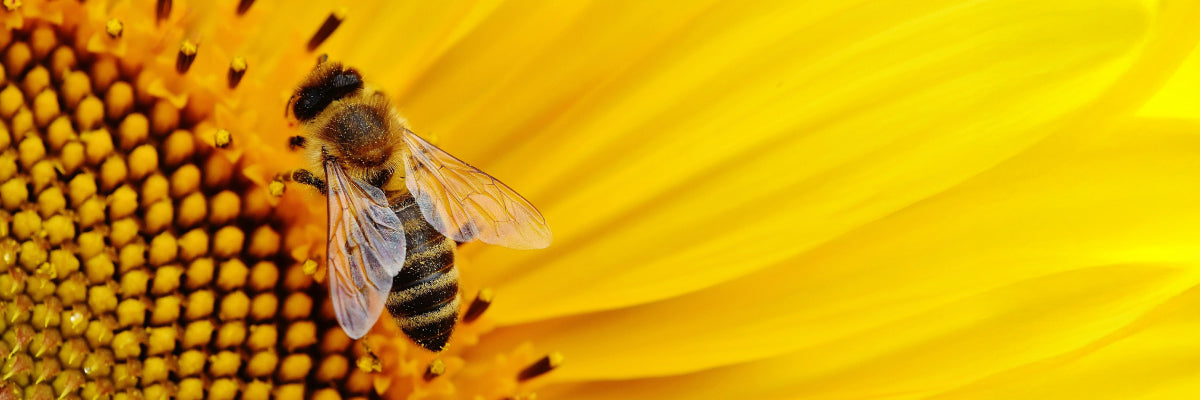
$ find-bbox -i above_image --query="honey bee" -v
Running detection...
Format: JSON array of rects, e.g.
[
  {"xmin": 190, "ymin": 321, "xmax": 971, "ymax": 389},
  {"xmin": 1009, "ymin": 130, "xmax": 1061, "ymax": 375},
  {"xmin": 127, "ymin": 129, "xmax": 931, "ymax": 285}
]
[{"xmin": 286, "ymin": 57, "xmax": 551, "ymax": 351}]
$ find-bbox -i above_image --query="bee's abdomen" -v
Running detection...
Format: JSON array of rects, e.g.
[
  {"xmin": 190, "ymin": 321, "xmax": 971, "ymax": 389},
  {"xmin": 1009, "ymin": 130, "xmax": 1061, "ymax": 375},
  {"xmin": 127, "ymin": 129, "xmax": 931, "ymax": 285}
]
[{"xmin": 385, "ymin": 195, "xmax": 460, "ymax": 352}]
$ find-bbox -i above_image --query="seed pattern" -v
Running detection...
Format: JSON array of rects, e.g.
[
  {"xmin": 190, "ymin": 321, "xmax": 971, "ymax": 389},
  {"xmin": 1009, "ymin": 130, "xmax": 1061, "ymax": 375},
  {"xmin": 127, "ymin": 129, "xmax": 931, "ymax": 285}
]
[
  {"xmin": 0, "ymin": 3, "xmax": 563, "ymax": 399},
  {"xmin": 0, "ymin": 24, "xmax": 372, "ymax": 399}
]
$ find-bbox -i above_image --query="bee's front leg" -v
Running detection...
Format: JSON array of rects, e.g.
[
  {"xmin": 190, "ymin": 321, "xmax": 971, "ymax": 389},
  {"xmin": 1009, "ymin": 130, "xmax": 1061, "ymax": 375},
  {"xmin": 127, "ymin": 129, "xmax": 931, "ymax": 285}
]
[{"xmin": 292, "ymin": 168, "xmax": 327, "ymax": 195}]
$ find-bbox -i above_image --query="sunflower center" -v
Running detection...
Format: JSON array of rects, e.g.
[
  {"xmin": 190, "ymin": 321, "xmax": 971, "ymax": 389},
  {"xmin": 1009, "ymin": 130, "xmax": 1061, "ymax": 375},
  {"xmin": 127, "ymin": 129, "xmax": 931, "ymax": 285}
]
[
  {"xmin": 0, "ymin": 4, "xmax": 563, "ymax": 399},
  {"xmin": 0, "ymin": 20, "xmax": 376, "ymax": 400}
]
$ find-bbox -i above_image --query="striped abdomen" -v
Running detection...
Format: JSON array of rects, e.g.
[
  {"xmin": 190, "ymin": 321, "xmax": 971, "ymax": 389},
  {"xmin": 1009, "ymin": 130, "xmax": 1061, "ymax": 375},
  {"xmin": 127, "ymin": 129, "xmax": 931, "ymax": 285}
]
[{"xmin": 385, "ymin": 193, "xmax": 460, "ymax": 351}]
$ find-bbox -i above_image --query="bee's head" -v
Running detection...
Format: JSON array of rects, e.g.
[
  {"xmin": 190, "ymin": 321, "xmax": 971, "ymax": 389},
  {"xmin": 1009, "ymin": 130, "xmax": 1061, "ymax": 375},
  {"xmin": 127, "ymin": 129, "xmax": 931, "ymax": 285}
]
[{"xmin": 287, "ymin": 61, "xmax": 364, "ymax": 122}]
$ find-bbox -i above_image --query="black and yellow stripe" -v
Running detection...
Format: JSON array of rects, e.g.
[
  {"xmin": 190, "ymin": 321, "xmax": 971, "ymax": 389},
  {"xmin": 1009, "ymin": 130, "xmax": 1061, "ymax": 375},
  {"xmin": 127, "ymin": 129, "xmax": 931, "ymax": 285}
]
[{"xmin": 385, "ymin": 193, "xmax": 460, "ymax": 351}]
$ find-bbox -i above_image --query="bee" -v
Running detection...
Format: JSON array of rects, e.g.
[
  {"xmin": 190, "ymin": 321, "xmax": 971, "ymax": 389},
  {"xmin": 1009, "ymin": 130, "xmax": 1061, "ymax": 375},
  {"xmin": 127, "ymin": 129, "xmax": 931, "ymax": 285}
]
[{"xmin": 286, "ymin": 57, "xmax": 552, "ymax": 351}]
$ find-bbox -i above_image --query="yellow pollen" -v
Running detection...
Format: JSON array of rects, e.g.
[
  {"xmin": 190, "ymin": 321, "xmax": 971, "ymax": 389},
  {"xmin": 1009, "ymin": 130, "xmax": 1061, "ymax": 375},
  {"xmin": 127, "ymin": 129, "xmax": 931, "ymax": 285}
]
[
  {"xmin": 214, "ymin": 128, "xmax": 232, "ymax": 147},
  {"xmin": 357, "ymin": 354, "xmax": 382, "ymax": 373},
  {"xmin": 269, "ymin": 178, "xmax": 286, "ymax": 196},
  {"xmin": 302, "ymin": 259, "xmax": 319, "ymax": 275},
  {"xmin": 231, "ymin": 56, "xmax": 247, "ymax": 72},
  {"xmin": 105, "ymin": 19, "xmax": 123, "ymax": 38},
  {"xmin": 2, "ymin": 0, "xmax": 20, "ymax": 12},
  {"xmin": 228, "ymin": 56, "xmax": 248, "ymax": 88},
  {"xmin": 424, "ymin": 359, "xmax": 446, "ymax": 381}
]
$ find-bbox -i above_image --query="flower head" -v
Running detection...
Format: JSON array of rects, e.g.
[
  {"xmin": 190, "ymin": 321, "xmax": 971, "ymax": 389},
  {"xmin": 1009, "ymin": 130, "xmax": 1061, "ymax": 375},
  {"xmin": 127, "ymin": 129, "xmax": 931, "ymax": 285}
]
[{"xmin": 2, "ymin": 0, "xmax": 1199, "ymax": 399}]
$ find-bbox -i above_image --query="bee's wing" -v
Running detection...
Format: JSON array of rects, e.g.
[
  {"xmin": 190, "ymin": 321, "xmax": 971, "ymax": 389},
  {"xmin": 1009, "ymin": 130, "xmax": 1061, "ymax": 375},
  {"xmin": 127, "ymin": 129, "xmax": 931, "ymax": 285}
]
[
  {"xmin": 324, "ymin": 161, "xmax": 407, "ymax": 339},
  {"xmin": 400, "ymin": 129, "xmax": 552, "ymax": 249}
]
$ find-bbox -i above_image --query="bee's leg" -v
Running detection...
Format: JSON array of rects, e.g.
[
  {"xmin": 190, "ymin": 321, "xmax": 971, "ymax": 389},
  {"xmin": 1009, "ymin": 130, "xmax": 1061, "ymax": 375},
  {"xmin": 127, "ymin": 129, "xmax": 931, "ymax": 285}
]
[
  {"xmin": 366, "ymin": 168, "xmax": 393, "ymax": 189},
  {"xmin": 292, "ymin": 168, "xmax": 327, "ymax": 195},
  {"xmin": 288, "ymin": 136, "xmax": 307, "ymax": 150}
]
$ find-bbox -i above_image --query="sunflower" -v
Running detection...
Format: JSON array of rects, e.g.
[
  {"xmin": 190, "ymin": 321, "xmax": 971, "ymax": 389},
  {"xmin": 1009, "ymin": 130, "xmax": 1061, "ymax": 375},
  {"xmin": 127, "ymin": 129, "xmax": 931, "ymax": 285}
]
[{"xmin": 1, "ymin": 0, "xmax": 1198, "ymax": 399}]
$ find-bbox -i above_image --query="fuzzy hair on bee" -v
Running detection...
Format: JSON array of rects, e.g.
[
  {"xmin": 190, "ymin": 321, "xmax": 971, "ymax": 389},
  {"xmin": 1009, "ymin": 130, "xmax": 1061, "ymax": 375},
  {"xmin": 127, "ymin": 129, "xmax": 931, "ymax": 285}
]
[
  {"xmin": 288, "ymin": 61, "xmax": 409, "ymax": 189},
  {"xmin": 286, "ymin": 57, "xmax": 551, "ymax": 351}
]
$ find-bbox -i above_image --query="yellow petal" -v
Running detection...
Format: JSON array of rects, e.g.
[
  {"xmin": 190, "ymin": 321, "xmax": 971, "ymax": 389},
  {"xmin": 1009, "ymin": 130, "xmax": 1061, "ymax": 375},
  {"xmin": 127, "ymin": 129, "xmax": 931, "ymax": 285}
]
[
  {"xmin": 1138, "ymin": 39, "xmax": 1200, "ymax": 120},
  {"xmin": 508, "ymin": 117, "xmax": 1200, "ymax": 391},
  {"xmin": 442, "ymin": 0, "xmax": 1156, "ymax": 325},
  {"xmin": 933, "ymin": 285, "xmax": 1200, "ymax": 399},
  {"xmin": 538, "ymin": 263, "xmax": 1200, "ymax": 399}
]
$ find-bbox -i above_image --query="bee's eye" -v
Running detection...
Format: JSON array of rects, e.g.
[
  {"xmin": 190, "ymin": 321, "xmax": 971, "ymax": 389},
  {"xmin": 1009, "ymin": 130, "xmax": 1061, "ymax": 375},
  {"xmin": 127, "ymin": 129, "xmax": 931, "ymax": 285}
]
[
  {"xmin": 292, "ymin": 89, "xmax": 328, "ymax": 121},
  {"xmin": 292, "ymin": 68, "xmax": 364, "ymax": 122}
]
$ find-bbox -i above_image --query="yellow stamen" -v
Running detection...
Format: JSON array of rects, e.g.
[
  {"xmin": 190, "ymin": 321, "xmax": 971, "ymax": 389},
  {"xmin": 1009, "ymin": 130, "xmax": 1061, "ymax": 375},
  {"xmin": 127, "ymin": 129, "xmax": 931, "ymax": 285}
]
[
  {"xmin": 424, "ymin": 359, "xmax": 446, "ymax": 381},
  {"xmin": 237, "ymin": 0, "xmax": 255, "ymax": 15},
  {"xmin": 269, "ymin": 178, "xmax": 286, "ymax": 197},
  {"xmin": 307, "ymin": 8, "xmax": 347, "ymax": 51},
  {"xmin": 176, "ymin": 40, "xmax": 198, "ymax": 74},
  {"xmin": 302, "ymin": 259, "xmax": 318, "ymax": 276},
  {"xmin": 155, "ymin": 0, "xmax": 172, "ymax": 23},
  {"xmin": 105, "ymin": 19, "xmax": 123, "ymax": 39},
  {"xmin": 518, "ymin": 352, "xmax": 564, "ymax": 381},
  {"xmin": 228, "ymin": 57, "xmax": 247, "ymax": 88},
  {"xmin": 463, "ymin": 287, "xmax": 494, "ymax": 323},
  {"xmin": 214, "ymin": 128, "xmax": 232, "ymax": 148},
  {"xmin": 356, "ymin": 354, "xmax": 382, "ymax": 373}
]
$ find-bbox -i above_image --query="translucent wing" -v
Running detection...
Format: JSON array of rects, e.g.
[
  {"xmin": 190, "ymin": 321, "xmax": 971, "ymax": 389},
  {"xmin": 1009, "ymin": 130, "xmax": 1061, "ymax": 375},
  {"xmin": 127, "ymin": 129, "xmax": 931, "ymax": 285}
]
[
  {"xmin": 325, "ymin": 161, "xmax": 407, "ymax": 339},
  {"xmin": 401, "ymin": 129, "xmax": 552, "ymax": 249}
]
